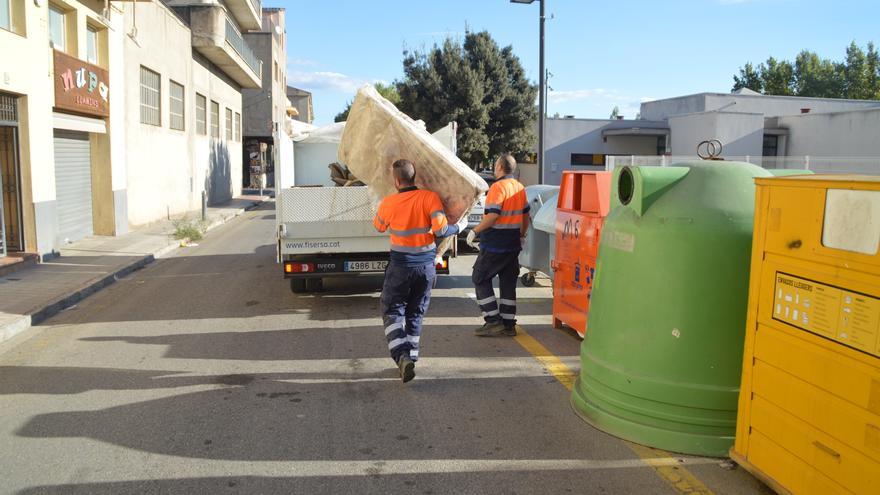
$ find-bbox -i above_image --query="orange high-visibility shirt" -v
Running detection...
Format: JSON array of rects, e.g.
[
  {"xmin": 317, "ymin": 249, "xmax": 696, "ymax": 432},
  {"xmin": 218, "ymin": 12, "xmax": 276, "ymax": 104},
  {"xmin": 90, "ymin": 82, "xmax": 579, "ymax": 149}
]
[
  {"xmin": 481, "ymin": 176, "xmax": 529, "ymax": 253},
  {"xmin": 374, "ymin": 187, "xmax": 452, "ymax": 257}
]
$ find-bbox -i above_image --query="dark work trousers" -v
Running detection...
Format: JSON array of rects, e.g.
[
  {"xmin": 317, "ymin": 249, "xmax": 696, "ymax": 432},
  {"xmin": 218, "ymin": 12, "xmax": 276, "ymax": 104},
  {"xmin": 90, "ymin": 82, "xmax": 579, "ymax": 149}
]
[
  {"xmin": 380, "ymin": 262, "xmax": 436, "ymax": 364},
  {"xmin": 472, "ymin": 250, "xmax": 520, "ymax": 328}
]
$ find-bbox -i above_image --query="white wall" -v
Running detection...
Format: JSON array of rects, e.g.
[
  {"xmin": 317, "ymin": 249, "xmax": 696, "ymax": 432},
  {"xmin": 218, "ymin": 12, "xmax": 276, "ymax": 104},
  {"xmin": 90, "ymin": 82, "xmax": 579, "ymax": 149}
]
[
  {"xmin": 121, "ymin": 1, "xmax": 242, "ymax": 226},
  {"xmin": 703, "ymin": 93, "xmax": 880, "ymax": 117},
  {"xmin": 543, "ymin": 118, "xmax": 659, "ymax": 185},
  {"xmin": 779, "ymin": 108, "xmax": 880, "ymax": 157},
  {"xmin": 642, "ymin": 92, "xmax": 880, "ymax": 121},
  {"xmin": 669, "ymin": 112, "xmax": 764, "ymax": 157},
  {"xmin": 640, "ymin": 94, "xmax": 707, "ymax": 121}
]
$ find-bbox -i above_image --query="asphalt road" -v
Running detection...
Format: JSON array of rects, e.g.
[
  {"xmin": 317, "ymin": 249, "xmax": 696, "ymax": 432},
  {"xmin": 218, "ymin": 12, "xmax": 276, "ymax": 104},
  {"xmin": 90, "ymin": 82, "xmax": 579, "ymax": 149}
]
[{"xmin": 0, "ymin": 202, "xmax": 771, "ymax": 495}]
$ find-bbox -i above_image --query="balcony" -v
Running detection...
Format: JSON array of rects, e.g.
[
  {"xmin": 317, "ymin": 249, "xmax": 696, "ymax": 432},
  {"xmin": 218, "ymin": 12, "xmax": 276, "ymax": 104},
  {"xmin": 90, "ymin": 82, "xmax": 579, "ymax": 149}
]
[
  {"xmin": 190, "ymin": 6, "xmax": 262, "ymax": 89},
  {"xmin": 165, "ymin": 0, "xmax": 262, "ymax": 32},
  {"xmin": 224, "ymin": 0, "xmax": 262, "ymax": 31}
]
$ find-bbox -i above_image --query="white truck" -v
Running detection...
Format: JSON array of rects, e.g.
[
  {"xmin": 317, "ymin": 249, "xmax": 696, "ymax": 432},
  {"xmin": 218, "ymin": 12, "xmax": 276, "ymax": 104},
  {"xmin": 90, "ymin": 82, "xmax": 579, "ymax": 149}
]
[{"xmin": 276, "ymin": 123, "xmax": 458, "ymax": 293}]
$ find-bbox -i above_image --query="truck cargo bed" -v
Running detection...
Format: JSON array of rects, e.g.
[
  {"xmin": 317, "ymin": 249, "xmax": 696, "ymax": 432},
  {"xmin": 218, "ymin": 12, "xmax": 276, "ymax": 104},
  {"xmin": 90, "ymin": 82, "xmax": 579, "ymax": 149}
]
[{"xmin": 278, "ymin": 186, "xmax": 388, "ymax": 255}]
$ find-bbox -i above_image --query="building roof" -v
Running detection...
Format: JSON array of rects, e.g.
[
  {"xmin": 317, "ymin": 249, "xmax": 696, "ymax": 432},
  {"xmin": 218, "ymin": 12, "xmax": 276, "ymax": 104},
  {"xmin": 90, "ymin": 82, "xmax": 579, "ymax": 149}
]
[{"xmin": 646, "ymin": 90, "xmax": 880, "ymax": 106}]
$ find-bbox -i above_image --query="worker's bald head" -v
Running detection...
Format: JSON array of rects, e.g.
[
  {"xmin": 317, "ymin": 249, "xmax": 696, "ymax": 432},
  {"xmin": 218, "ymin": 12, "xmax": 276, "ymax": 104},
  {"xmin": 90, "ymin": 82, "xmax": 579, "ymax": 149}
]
[
  {"xmin": 495, "ymin": 153, "xmax": 517, "ymax": 178},
  {"xmin": 392, "ymin": 159, "xmax": 416, "ymax": 186}
]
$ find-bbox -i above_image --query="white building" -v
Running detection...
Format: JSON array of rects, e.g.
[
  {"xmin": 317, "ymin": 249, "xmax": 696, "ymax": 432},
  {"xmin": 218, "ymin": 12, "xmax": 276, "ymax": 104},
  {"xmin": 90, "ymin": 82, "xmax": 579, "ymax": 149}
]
[
  {"xmin": 123, "ymin": 0, "xmax": 262, "ymax": 225},
  {"xmin": 542, "ymin": 89, "xmax": 880, "ymax": 184}
]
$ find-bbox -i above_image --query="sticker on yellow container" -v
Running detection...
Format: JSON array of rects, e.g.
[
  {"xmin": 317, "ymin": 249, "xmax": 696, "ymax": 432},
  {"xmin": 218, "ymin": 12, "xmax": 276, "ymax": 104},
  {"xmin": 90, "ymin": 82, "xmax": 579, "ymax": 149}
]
[{"xmin": 773, "ymin": 272, "xmax": 880, "ymax": 357}]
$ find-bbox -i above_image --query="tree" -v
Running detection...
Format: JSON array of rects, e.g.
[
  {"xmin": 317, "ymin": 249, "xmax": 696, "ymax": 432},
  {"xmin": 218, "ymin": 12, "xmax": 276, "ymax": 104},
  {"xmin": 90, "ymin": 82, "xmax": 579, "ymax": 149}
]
[
  {"xmin": 760, "ymin": 57, "xmax": 795, "ymax": 96},
  {"xmin": 867, "ymin": 42, "xmax": 880, "ymax": 98},
  {"xmin": 732, "ymin": 42, "xmax": 880, "ymax": 100},
  {"xmin": 793, "ymin": 50, "xmax": 843, "ymax": 98},
  {"xmin": 396, "ymin": 31, "xmax": 538, "ymax": 167},
  {"xmin": 732, "ymin": 62, "xmax": 763, "ymax": 93},
  {"xmin": 844, "ymin": 41, "xmax": 871, "ymax": 99},
  {"xmin": 609, "ymin": 106, "xmax": 620, "ymax": 119},
  {"xmin": 334, "ymin": 82, "xmax": 400, "ymax": 122}
]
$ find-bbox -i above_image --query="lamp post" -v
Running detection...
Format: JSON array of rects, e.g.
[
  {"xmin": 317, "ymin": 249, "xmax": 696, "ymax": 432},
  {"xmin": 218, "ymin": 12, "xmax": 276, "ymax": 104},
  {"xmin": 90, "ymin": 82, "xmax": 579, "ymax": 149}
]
[{"xmin": 511, "ymin": 0, "xmax": 545, "ymax": 184}]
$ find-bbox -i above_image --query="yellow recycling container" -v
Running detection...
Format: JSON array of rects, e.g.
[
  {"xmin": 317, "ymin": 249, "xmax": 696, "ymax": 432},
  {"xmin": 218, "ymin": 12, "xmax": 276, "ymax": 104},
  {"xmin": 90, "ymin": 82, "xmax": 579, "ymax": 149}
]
[{"xmin": 731, "ymin": 175, "xmax": 880, "ymax": 495}]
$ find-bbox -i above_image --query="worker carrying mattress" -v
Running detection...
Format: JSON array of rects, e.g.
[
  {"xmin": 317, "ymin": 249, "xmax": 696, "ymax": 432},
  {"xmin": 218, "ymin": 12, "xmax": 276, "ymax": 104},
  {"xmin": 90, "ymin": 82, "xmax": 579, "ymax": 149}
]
[{"xmin": 338, "ymin": 85, "xmax": 488, "ymax": 241}]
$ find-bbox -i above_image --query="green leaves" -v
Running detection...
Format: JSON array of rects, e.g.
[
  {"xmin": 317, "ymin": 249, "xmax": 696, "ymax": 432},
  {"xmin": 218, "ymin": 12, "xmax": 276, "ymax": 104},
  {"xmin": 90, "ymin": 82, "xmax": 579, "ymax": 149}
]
[
  {"xmin": 396, "ymin": 31, "xmax": 538, "ymax": 168},
  {"xmin": 732, "ymin": 41, "xmax": 880, "ymax": 100}
]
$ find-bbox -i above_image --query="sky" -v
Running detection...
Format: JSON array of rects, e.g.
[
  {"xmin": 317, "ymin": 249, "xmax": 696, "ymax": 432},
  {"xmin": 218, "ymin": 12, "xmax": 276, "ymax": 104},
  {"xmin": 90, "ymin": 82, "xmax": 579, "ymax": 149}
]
[{"xmin": 264, "ymin": 0, "xmax": 880, "ymax": 126}]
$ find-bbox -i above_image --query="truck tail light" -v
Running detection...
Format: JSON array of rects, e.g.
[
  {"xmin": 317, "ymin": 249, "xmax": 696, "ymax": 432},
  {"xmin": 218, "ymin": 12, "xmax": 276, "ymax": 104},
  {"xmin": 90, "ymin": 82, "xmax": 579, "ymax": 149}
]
[{"xmin": 285, "ymin": 262, "xmax": 315, "ymax": 273}]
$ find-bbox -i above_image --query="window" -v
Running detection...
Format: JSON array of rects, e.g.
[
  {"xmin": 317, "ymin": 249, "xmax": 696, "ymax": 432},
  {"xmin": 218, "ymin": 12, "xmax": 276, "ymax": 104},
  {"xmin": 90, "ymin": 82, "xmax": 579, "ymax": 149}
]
[
  {"xmin": 225, "ymin": 108, "xmax": 233, "ymax": 140},
  {"xmin": 762, "ymin": 134, "xmax": 779, "ymax": 157},
  {"xmin": 571, "ymin": 153, "xmax": 605, "ymax": 166},
  {"xmin": 0, "ymin": 0, "xmax": 10, "ymax": 32},
  {"xmin": 139, "ymin": 66, "xmax": 161, "ymax": 126},
  {"xmin": 656, "ymin": 135, "xmax": 667, "ymax": 156},
  {"xmin": 86, "ymin": 26, "xmax": 98, "ymax": 64},
  {"xmin": 48, "ymin": 6, "xmax": 66, "ymax": 51},
  {"xmin": 234, "ymin": 112, "xmax": 241, "ymax": 141},
  {"xmin": 196, "ymin": 93, "xmax": 207, "ymax": 135},
  {"xmin": 210, "ymin": 100, "xmax": 219, "ymax": 138},
  {"xmin": 169, "ymin": 81, "xmax": 185, "ymax": 131}
]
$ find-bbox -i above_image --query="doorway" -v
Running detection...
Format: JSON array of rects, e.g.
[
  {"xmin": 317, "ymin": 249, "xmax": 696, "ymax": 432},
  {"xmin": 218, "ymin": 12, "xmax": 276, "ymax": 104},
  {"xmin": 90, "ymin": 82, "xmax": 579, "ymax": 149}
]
[{"xmin": 0, "ymin": 102, "xmax": 23, "ymax": 254}]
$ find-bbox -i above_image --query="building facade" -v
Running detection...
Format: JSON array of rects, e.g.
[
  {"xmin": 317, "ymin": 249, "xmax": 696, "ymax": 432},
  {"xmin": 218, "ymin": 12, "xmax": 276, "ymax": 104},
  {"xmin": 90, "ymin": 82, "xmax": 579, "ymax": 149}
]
[
  {"xmin": 241, "ymin": 7, "xmax": 286, "ymax": 188},
  {"xmin": 0, "ymin": 0, "xmax": 262, "ymax": 259},
  {"xmin": 122, "ymin": 0, "xmax": 261, "ymax": 224},
  {"xmin": 1, "ymin": 0, "xmax": 125, "ymax": 258},
  {"xmin": 286, "ymin": 86, "xmax": 313, "ymax": 124}
]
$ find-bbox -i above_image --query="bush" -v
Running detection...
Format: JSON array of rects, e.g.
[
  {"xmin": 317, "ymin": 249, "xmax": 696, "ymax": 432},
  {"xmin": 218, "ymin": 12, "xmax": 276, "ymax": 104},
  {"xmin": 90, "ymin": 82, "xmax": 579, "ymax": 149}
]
[{"xmin": 172, "ymin": 216, "xmax": 206, "ymax": 241}]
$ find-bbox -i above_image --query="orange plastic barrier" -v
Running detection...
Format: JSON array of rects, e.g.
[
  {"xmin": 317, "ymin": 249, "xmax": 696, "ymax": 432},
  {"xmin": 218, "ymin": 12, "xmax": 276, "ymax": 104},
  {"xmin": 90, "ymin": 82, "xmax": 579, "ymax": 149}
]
[{"xmin": 552, "ymin": 171, "xmax": 612, "ymax": 337}]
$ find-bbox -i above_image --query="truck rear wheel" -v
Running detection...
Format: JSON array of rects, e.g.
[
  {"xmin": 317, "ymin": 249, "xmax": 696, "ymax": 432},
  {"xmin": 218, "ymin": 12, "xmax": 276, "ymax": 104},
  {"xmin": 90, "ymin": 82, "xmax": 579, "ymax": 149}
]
[{"xmin": 290, "ymin": 278, "xmax": 307, "ymax": 293}]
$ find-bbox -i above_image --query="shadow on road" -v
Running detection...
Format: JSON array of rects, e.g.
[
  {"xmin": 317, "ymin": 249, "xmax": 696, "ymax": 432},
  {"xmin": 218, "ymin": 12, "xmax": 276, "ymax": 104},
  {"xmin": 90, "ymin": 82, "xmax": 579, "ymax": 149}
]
[
  {"xmin": 14, "ymin": 370, "xmax": 593, "ymax": 462},
  {"xmin": 78, "ymin": 324, "xmax": 529, "ymax": 361}
]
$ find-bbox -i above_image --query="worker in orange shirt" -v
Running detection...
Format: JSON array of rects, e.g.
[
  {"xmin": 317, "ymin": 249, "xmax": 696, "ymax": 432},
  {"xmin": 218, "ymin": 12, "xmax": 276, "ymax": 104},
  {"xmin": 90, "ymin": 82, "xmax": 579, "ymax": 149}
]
[
  {"xmin": 466, "ymin": 154, "xmax": 530, "ymax": 337},
  {"xmin": 374, "ymin": 159, "xmax": 467, "ymax": 382}
]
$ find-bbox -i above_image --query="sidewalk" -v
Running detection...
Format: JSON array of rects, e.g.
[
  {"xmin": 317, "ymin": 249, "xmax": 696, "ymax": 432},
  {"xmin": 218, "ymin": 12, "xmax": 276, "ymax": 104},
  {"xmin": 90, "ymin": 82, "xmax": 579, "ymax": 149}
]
[{"xmin": 0, "ymin": 196, "xmax": 266, "ymax": 345}]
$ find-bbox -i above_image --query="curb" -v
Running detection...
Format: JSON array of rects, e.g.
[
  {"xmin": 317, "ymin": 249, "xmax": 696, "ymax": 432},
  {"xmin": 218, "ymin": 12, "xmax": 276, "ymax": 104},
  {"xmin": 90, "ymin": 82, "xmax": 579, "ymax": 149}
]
[{"xmin": 0, "ymin": 201, "xmax": 261, "ymax": 346}]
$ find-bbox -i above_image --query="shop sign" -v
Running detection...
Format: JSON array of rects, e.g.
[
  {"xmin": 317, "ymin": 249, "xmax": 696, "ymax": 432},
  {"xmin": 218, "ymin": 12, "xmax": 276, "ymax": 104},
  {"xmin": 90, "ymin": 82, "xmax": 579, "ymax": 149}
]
[{"xmin": 53, "ymin": 50, "xmax": 109, "ymax": 117}]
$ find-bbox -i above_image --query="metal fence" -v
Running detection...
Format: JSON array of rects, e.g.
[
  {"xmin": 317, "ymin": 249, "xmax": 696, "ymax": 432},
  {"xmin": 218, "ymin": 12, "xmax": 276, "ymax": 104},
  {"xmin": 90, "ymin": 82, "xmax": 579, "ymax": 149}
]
[
  {"xmin": 605, "ymin": 155, "xmax": 880, "ymax": 175},
  {"xmin": 225, "ymin": 18, "xmax": 262, "ymax": 77}
]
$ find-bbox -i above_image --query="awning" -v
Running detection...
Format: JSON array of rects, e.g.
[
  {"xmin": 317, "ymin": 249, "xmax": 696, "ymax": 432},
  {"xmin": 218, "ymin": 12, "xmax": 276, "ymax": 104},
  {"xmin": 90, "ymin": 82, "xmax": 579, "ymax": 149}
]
[{"xmin": 53, "ymin": 112, "xmax": 107, "ymax": 134}]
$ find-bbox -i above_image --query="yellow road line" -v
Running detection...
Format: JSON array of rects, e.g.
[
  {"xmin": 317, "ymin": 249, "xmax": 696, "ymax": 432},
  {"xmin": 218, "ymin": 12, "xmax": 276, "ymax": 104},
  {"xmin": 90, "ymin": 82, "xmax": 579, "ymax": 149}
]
[{"xmin": 513, "ymin": 328, "xmax": 716, "ymax": 495}]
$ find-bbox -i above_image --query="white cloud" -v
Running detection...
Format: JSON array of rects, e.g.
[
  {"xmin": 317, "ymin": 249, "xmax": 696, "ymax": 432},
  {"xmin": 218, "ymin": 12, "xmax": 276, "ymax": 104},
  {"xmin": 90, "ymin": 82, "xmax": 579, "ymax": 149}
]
[{"xmin": 287, "ymin": 71, "xmax": 381, "ymax": 94}]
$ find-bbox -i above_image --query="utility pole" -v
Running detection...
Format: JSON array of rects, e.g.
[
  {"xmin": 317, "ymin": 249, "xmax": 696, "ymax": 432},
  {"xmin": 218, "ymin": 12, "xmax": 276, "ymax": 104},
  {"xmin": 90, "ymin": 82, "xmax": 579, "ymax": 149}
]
[{"xmin": 538, "ymin": 0, "xmax": 546, "ymax": 184}]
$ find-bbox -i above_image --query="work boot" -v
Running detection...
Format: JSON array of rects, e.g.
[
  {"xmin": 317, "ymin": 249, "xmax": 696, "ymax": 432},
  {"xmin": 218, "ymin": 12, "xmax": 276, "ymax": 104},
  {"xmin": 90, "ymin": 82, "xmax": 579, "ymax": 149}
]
[
  {"xmin": 398, "ymin": 356, "xmax": 415, "ymax": 383},
  {"xmin": 474, "ymin": 321, "xmax": 507, "ymax": 337},
  {"xmin": 501, "ymin": 324, "xmax": 519, "ymax": 337}
]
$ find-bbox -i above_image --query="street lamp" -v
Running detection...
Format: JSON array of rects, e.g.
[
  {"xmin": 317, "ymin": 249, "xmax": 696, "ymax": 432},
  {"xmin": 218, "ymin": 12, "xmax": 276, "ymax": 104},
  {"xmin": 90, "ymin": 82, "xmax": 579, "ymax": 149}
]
[{"xmin": 511, "ymin": 0, "xmax": 545, "ymax": 184}]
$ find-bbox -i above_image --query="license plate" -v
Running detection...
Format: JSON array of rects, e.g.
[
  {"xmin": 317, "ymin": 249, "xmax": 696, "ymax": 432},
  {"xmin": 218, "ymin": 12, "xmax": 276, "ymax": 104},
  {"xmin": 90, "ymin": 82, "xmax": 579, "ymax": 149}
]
[
  {"xmin": 344, "ymin": 260, "xmax": 388, "ymax": 272},
  {"xmin": 468, "ymin": 214, "xmax": 483, "ymax": 223}
]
